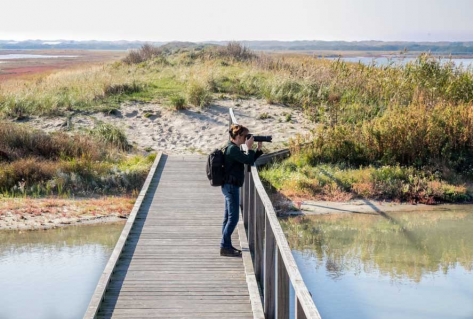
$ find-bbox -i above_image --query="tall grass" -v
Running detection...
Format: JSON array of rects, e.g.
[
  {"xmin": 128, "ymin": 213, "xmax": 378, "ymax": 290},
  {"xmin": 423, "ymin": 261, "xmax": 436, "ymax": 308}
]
[
  {"xmin": 289, "ymin": 101, "xmax": 473, "ymax": 175},
  {"xmin": 0, "ymin": 122, "xmax": 153, "ymax": 196},
  {"xmin": 260, "ymin": 160, "xmax": 471, "ymax": 204},
  {"xmin": 88, "ymin": 122, "xmax": 130, "ymax": 151},
  {"xmin": 0, "ymin": 65, "xmax": 149, "ymax": 117}
]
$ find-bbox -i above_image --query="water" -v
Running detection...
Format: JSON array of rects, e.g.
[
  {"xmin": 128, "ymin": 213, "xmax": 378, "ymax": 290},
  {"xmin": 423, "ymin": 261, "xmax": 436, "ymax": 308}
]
[
  {"xmin": 281, "ymin": 206, "xmax": 473, "ymax": 319},
  {"xmin": 0, "ymin": 54, "xmax": 78, "ymax": 60},
  {"xmin": 325, "ymin": 56, "xmax": 472, "ymax": 69},
  {"xmin": 0, "ymin": 223, "xmax": 124, "ymax": 319}
]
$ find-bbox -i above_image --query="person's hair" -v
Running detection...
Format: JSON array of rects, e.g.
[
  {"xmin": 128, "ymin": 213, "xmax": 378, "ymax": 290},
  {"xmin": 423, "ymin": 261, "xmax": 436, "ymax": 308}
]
[{"xmin": 229, "ymin": 124, "xmax": 249, "ymax": 139}]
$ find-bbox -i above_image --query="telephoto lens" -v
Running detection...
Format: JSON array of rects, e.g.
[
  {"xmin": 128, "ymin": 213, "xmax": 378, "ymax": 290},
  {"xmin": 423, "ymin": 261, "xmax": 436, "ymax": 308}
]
[{"xmin": 245, "ymin": 134, "xmax": 272, "ymax": 142}]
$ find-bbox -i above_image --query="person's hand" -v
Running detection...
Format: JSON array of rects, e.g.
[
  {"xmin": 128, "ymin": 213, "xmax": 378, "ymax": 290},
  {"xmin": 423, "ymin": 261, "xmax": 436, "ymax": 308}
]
[
  {"xmin": 245, "ymin": 135, "xmax": 254, "ymax": 149},
  {"xmin": 257, "ymin": 142, "xmax": 262, "ymax": 151}
]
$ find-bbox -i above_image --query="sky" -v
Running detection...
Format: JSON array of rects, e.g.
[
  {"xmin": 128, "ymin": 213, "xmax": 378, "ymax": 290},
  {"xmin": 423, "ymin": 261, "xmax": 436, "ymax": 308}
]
[{"xmin": 0, "ymin": 0, "xmax": 472, "ymax": 42}]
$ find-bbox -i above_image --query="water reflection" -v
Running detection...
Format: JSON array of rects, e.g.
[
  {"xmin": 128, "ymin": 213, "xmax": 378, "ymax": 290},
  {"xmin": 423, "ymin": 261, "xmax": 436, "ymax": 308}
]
[
  {"xmin": 0, "ymin": 223, "xmax": 124, "ymax": 319},
  {"xmin": 281, "ymin": 206, "xmax": 473, "ymax": 319}
]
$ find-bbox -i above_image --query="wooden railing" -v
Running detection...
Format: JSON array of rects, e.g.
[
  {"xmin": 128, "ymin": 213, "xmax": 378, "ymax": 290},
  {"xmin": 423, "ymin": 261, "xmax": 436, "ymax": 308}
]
[{"xmin": 229, "ymin": 108, "xmax": 322, "ymax": 319}]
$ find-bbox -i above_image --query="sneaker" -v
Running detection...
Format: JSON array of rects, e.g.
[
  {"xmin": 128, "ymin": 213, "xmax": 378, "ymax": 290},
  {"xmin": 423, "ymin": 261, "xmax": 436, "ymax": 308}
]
[
  {"xmin": 231, "ymin": 246, "xmax": 242, "ymax": 253},
  {"xmin": 220, "ymin": 247, "xmax": 242, "ymax": 257}
]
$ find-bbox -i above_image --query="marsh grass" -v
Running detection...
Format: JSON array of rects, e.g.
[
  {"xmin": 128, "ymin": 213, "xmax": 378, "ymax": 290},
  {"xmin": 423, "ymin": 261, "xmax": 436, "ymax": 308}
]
[
  {"xmin": 0, "ymin": 122, "xmax": 154, "ymax": 197},
  {"xmin": 260, "ymin": 161, "xmax": 471, "ymax": 204}
]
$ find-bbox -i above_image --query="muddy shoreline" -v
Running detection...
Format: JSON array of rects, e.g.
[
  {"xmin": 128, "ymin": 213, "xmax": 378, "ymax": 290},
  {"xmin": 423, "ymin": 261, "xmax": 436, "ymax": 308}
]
[{"xmin": 0, "ymin": 197, "xmax": 132, "ymax": 231}]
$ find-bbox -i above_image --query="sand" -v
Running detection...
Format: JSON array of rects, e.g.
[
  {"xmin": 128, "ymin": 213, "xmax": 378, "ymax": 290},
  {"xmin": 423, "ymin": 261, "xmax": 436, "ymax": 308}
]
[{"xmin": 22, "ymin": 98, "xmax": 313, "ymax": 155}]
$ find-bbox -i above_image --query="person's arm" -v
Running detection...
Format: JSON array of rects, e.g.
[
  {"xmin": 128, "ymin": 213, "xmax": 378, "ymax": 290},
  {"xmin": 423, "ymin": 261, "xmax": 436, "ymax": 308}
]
[{"xmin": 228, "ymin": 145, "xmax": 256, "ymax": 165}]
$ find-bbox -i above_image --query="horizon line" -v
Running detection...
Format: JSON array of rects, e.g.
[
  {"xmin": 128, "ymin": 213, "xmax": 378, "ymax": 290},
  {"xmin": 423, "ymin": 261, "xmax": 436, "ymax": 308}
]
[{"xmin": 0, "ymin": 39, "xmax": 473, "ymax": 44}]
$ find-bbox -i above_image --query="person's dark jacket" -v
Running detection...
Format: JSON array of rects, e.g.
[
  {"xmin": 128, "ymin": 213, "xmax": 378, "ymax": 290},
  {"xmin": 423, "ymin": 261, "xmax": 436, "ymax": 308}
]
[{"xmin": 223, "ymin": 142, "xmax": 263, "ymax": 187}]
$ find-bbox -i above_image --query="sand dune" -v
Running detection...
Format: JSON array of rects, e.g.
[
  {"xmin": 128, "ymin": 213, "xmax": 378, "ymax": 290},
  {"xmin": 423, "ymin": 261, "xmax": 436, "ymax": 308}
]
[{"xmin": 24, "ymin": 98, "xmax": 313, "ymax": 154}]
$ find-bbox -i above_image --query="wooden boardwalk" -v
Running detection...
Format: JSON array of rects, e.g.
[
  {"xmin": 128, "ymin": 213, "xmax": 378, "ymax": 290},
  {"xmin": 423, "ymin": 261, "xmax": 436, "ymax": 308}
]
[{"xmin": 91, "ymin": 154, "xmax": 256, "ymax": 319}]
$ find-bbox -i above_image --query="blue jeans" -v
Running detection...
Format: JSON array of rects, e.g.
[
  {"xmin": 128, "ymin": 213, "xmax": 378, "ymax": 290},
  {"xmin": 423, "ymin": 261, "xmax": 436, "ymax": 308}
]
[{"xmin": 221, "ymin": 183, "xmax": 240, "ymax": 249}]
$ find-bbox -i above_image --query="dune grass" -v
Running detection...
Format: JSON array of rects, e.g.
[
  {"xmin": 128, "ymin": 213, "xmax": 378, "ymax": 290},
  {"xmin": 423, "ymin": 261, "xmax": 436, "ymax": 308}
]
[{"xmin": 0, "ymin": 42, "xmax": 471, "ymax": 203}]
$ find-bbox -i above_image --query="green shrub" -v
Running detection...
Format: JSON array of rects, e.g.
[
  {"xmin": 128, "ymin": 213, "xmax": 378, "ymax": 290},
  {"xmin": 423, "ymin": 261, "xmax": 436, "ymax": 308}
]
[
  {"xmin": 169, "ymin": 95, "xmax": 187, "ymax": 110},
  {"xmin": 103, "ymin": 82, "xmax": 143, "ymax": 96},
  {"xmin": 123, "ymin": 44, "xmax": 163, "ymax": 65},
  {"xmin": 187, "ymin": 82, "xmax": 212, "ymax": 107},
  {"xmin": 89, "ymin": 122, "xmax": 129, "ymax": 151}
]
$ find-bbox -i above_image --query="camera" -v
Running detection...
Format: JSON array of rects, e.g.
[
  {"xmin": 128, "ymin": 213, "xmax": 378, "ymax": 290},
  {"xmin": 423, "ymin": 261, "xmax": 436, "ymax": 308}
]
[{"xmin": 246, "ymin": 134, "xmax": 272, "ymax": 143}]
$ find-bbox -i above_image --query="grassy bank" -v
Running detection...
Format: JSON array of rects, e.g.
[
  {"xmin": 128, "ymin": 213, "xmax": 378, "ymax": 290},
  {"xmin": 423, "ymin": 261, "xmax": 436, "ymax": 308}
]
[
  {"xmin": 0, "ymin": 43, "xmax": 471, "ymax": 204},
  {"xmin": 0, "ymin": 122, "xmax": 154, "ymax": 197}
]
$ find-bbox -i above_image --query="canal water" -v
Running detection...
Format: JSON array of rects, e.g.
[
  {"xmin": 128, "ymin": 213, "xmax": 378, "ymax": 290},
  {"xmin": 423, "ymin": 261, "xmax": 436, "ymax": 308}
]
[
  {"xmin": 281, "ymin": 205, "xmax": 473, "ymax": 319},
  {"xmin": 0, "ymin": 222, "xmax": 124, "ymax": 319},
  {"xmin": 0, "ymin": 54, "xmax": 78, "ymax": 60},
  {"xmin": 0, "ymin": 207, "xmax": 471, "ymax": 319},
  {"xmin": 324, "ymin": 56, "xmax": 473, "ymax": 69}
]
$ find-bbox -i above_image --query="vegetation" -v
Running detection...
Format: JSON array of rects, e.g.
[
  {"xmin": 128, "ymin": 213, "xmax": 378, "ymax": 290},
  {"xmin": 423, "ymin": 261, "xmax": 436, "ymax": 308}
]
[
  {"xmin": 0, "ymin": 42, "xmax": 471, "ymax": 203},
  {"xmin": 0, "ymin": 122, "xmax": 155, "ymax": 197}
]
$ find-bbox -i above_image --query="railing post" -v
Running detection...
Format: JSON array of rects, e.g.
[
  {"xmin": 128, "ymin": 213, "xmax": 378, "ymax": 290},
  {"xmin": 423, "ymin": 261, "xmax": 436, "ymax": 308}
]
[
  {"xmin": 243, "ymin": 166, "xmax": 250, "ymax": 231},
  {"xmin": 248, "ymin": 176, "xmax": 255, "ymax": 255},
  {"xmin": 277, "ymin": 249, "xmax": 290, "ymax": 319},
  {"xmin": 296, "ymin": 296, "xmax": 307, "ymax": 319},
  {"xmin": 255, "ymin": 190, "xmax": 265, "ymax": 286},
  {"xmin": 264, "ymin": 215, "xmax": 276, "ymax": 319}
]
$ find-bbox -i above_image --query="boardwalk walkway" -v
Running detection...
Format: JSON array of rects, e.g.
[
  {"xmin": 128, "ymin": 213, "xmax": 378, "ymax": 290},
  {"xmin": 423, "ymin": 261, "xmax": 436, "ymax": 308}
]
[{"xmin": 94, "ymin": 154, "xmax": 254, "ymax": 318}]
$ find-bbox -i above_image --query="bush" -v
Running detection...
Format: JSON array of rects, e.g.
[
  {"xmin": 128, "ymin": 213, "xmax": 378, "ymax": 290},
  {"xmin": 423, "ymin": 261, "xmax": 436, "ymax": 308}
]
[
  {"xmin": 206, "ymin": 42, "xmax": 255, "ymax": 62},
  {"xmin": 292, "ymin": 102, "xmax": 473, "ymax": 174},
  {"xmin": 89, "ymin": 122, "xmax": 129, "ymax": 151},
  {"xmin": 187, "ymin": 82, "xmax": 212, "ymax": 107},
  {"xmin": 103, "ymin": 82, "xmax": 143, "ymax": 96},
  {"xmin": 169, "ymin": 95, "xmax": 186, "ymax": 110},
  {"xmin": 123, "ymin": 44, "xmax": 163, "ymax": 65}
]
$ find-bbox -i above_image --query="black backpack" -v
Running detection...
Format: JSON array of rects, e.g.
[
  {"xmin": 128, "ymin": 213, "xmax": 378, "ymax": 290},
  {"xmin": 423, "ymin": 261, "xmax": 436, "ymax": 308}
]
[{"xmin": 206, "ymin": 146, "xmax": 227, "ymax": 186}]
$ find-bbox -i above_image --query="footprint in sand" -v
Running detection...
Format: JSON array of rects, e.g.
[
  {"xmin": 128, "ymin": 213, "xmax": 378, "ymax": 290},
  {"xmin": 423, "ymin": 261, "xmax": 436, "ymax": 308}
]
[{"xmin": 125, "ymin": 110, "xmax": 138, "ymax": 118}]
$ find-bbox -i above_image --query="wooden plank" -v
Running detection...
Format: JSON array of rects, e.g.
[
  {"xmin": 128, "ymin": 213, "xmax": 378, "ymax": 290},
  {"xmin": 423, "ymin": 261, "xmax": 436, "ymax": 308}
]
[
  {"xmin": 277, "ymin": 248, "xmax": 290, "ymax": 319},
  {"xmin": 254, "ymin": 193, "xmax": 265, "ymax": 286},
  {"xmin": 248, "ymin": 177, "xmax": 255, "ymax": 254},
  {"xmin": 101, "ymin": 300, "xmax": 251, "ymax": 309},
  {"xmin": 98, "ymin": 307, "xmax": 252, "ymax": 314},
  {"xmin": 97, "ymin": 313, "xmax": 253, "ymax": 319},
  {"xmin": 264, "ymin": 218, "xmax": 276, "ymax": 319},
  {"xmin": 237, "ymin": 216, "xmax": 265, "ymax": 319},
  {"xmin": 255, "ymin": 149, "xmax": 290, "ymax": 167},
  {"xmin": 296, "ymin": 296, "xmax": 306, "ymax": 319},
  {"xmin": 104, "ymin": 295, "xmax": 250, "ymax": 301}
]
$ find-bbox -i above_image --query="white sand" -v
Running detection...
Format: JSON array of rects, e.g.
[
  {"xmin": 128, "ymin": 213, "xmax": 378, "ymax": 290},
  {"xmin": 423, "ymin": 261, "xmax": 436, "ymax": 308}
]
[{"xmin": 23, "ymin": 98, "xmax": 313, "ymax": 154}]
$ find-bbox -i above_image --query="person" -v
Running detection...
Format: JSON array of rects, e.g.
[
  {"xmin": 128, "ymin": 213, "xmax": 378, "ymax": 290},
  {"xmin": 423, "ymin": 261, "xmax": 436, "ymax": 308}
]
[{"xmin": 220, "ymin": 124, "xmax": 263, "ymax": 257}]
